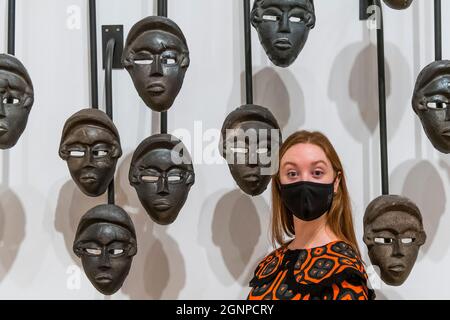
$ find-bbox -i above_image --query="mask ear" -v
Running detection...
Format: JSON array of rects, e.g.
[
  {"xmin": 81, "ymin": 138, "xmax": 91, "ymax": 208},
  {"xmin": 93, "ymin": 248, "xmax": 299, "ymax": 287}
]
[
  {"xmin": 73, "ymin": 244, "xmax": 83, "ymax": 258},
  {"xmin": 59, "ymin": 145, "xmax": 69, "ymax": 160},
  {"xmin": 23, "ymin": 96, "xmax": 34, "ymax": 110},
  {"xmin": 111, "ymin": 145, "xmax": 122, "ymax": 158},
  {"xmin": 251, "ymin": 10, "xmax": 262, "ymax": 28},
  {"xmin": 128, "ymin": 239, "xmax": 137, "ymax": 256},
  {"xmin": 180, "ymin": 54, "xmax": 190, "ymax": 68},
  {"xmin": 185, "ymin": 171, "xmax": 195, "ymax": 186},
  {"xmin": 363, "ymin": 234, "xmax": 372, "ymax": 246},
  {"xmin": 122, "ymin": 50, "xmax": 134, "ymax": 68}
]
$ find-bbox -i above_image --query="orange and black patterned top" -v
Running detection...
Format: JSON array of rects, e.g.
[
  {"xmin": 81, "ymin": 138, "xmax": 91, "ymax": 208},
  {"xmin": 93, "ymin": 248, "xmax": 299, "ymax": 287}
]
[{"xmin": 247, "ymin": 241, "xmax": 376, "ymax": 300}]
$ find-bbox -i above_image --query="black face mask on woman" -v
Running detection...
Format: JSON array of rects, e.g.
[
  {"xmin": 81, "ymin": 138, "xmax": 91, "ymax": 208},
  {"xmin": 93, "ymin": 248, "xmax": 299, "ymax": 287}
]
[{"xmin": 279, "ymin": 180, "xmax": 335, "ymax": 221}]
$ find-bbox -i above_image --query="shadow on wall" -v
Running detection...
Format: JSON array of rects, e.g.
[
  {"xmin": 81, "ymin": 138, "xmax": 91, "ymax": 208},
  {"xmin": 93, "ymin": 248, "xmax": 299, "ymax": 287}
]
[
  {"xmin": 390, "ymin": 159, "xmax": 446, "ymax": 262},
  {"xmin": 0, "ymin": 187, "xmax": 26, "ymax": 282},
  {"xmin": 115, "ymin": 152, "xmax": 186, "ymax": 300},
  {"xmin": 198, "ymin": 188, "xmax": 271, "ymax": 292},
  {"xmin": 54, "ymin": 180, "xmax": 106, "ymax": 267},
  {"xmin": 253, "ymin": 67, "xmax": 305, "ymax": 136},
  {"xmin": 328, "ymin": 25, "xmax": 410, "ymax": 206}
]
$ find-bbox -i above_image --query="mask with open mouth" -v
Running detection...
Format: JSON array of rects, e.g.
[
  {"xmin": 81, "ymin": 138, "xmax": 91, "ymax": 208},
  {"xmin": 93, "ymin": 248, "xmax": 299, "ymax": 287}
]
[
  {"xmin": 363, "ymin": 195, "xmax": 426, "ymax": 286},
  {"xmin": 73, "ymin": 204, "xmax": 137, "ymax": 295},
  {"xmin": 122, "ymin": 16, "xmax": 190, "ymax": 112},
  {"xmin": 251, "ymin": 0, "xmax": 315, "ymax": 67},
  {"xmin": 0, "ymin": 54, "xmax": 34, "ymax": 149},
  {"xmin": 59, "ymin": 109, "xmax": 122, "ymax": 197}
]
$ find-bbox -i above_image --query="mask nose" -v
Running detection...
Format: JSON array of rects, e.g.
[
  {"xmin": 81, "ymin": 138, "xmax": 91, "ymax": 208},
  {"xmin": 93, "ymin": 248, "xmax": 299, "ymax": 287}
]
[
  {"xmin": 445, "ymin": 103, "xmax": 450, "ymax": 121},
  {"xmin": 99, "ymin": 250, "xmax": 111, "ymax": 270},
  {"xmin": 156, "ymin": 175, "xmax": 170, "ymax": 195},
  {"xmin": 392, "ymin": 240, "xmax": 406, "ymax": 258},
  {"xmin": 150, "ymin": 55, "xmax": 163, "ymax": 77},
  {"xmin": 81, "ymin": 149, "xmax": 96, "ymax": 168},
  {"xmin": 278, "ymin": 13, "xmax": 291, "ymax": 33},
  {"xmin": 0, "ymin": 99, "xmax": 6, "ymax": 118}
]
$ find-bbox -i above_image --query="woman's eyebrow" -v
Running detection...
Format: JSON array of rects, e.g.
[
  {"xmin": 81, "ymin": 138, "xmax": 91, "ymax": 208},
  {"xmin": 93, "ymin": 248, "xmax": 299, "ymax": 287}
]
[{"xmin": 311, "ymin": 160, "xmax": 327, "ymax": 167}]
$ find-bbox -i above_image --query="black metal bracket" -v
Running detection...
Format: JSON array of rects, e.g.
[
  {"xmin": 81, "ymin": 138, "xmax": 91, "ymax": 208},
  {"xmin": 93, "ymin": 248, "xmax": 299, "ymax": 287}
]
[
  {"xmin": 102, "ymin": 25, "xmax": 124, "ymax": 69},
  {"xmin": 360, "ymin": 0, "xmax": 370, "ymax": 20}
]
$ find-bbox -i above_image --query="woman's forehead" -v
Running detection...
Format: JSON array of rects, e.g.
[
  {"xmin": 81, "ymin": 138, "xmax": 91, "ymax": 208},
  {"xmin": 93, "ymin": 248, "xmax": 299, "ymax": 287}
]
[{"xmin": 281, "ymin": 143, "xmax": 330, "ymax": 167}]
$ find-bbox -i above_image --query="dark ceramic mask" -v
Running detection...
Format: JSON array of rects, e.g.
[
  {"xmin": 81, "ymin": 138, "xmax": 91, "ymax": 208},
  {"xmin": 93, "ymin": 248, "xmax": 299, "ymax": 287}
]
[
  {"xmin": 383, "ymin": 0, "xmax": 413, "ymax": 10},
  {"xmin": 73, "ymin": 204, "xmax": 137, "ymax": 295},
  {"xmin": 220, "ymin": 105, "xmax": 281, "ymax": 196},
  {"xmin": 129, "ymin": 134, "xmax": 195, "ymax": 225},
  {"xmin": 251, "ymin": 0, "xmax": 315, "ymax": 67},
  {"xmin": 363, "ymin": 195, "xmax": 426, "ymax": 286},
  {"xmin": 122, "ymin": 16, "xmax": 189, "ymax": 112},
  {"xmin": 59, "ymin": 109, "xmax": 122, "ymax": 197},
  {"xmin": 412, "ymin": 60, "xmax": 450, "ymax": 153},
  {"xmin": 0, "ymin": 54, "xmax": 34, "ymax": 149}
]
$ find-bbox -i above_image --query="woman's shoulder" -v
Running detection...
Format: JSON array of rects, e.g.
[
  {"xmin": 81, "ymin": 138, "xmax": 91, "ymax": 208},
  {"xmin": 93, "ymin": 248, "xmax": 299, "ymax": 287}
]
[{"xmin": 250, "ymin": 240, "xmax": 369, "ymax": 286}]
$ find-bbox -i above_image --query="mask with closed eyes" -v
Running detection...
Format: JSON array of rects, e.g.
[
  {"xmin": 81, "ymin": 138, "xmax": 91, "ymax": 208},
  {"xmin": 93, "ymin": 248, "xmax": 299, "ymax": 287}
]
[
  {"xmin": 251, "ymin": 0, "xmax": 315, "ymax": 67},
  {"xmin": 219, "ymin": 104, "xmax": 282, "ymax": 196},
  {"xmin": 122, "ymin": 16, "xmax": 190, "ymax": 112},
  {"xmin": 59, "ymin": 109, "xmax": 122, "ymax": 197},
  {"xmin": 412, "ymin": 60, "xmax": 450, "ymax": 153},
  {"xmin": 363, "ymin": 195, "xmax": 426, "ymax": 286},
  {"xmin": 0, "ymin": 54, "xmax": 34, "ymax": 149},
  {"xmin": 129, "ymin": 134, "xmax": 195, "ymax": 225},
  {"xmin": 73, "ymin": 204, "xmax": 137, "ymax": 295}
]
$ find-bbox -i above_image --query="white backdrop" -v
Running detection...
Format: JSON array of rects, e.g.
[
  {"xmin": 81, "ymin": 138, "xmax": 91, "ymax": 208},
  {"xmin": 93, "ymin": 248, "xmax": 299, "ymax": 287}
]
[{"xmin": 0, "ymin": 0, "xmax": 449, "ymax": 300}]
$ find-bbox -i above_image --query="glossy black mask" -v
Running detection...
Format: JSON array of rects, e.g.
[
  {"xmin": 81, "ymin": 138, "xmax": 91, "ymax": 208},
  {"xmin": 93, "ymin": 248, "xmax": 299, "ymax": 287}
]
[
  {"xmin": 363, "ymin": 195, "xmax": 426, "ymax": 286},
  {"xmin": 122, "ymin": 16, "xmax": 189, "ymax": 112},
  {"xmin": 0, "ymin": 54, "xmax": 34, "ymax": 149},
  {"xmin": 59, "ymin": 109, "xmax": 122, "ymax": 197},
  {"xmin": 280, "ymin": 180, "xmax": 334, "ymax": 221},
  {"xmin": 129, "ymin": 134, "xmax": 195, "ymax": 225},
  {"xmin": 251, "ymin": 0, "xmax": 315, "ymax": 67},
  {"xmin": 220, "ymin": 105, "xmax": 282, "ymax": 196},
  {"xmin": 383, "ymin": 0, "xmax": 413, "ymax": 10},
  {"xmin": 73, "ymin": 204, "xmax": 137, "ymax": 295},
  {"xmin": 412, "ymin": 60, "xmax": 450, "ymax": 153}
]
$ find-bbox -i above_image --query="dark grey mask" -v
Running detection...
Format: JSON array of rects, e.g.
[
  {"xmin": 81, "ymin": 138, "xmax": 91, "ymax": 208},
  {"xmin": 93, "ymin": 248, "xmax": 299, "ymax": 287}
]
[
  {"xmin": 122, "ymin": 16, "xmax": 190, "ymax": 112},
  {"xmin": 129, "ymin": 134, "xmax": 195, "ymax": 225},
  {"xmin": 251, "ymin": 0, "xmax": 315, "ymax": 68},
  {"xmin": 363, "ymin": 195, "xmax": 426, "ymax": 286},
  {"xmin": 73, "ymin": 204, "xmax": 137, "ymax": 295},
  {"xmin": 383, "ymin": 0, "xmax": 413, "ymax": 9},
  {"xmin": 59, "ymin": 109, "xmax": 122, "ymax": 197},
  {"xmin": 412, "ymin": 60, "xmax": 450, "ymax": 153},
  {"xmin": 0, "ymin": 54, "xmax": 34, "ymax": 149},
  {"xmin": 219, "ymin": 105, "xmax": 282, "ymax": 196}
]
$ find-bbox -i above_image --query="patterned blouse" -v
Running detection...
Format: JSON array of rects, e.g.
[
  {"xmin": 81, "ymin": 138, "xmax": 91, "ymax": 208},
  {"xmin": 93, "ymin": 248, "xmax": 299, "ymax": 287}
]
[{"xmin": 247, "ymin": 240, "xmax": 376, "ymax": 300}]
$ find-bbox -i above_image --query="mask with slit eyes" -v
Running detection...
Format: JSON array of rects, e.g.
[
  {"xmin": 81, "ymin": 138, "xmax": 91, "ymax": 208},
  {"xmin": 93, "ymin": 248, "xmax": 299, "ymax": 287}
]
[
  {"xmin": 363, "ymin": 195, "xmax": 426, "ymax": 286},
  {"xmin": 0, "ymin": 54, "xmax": 34, "ymax": 149},
  {"xmin": 251, "ymin": 0, "xmax": 315, "ymax": 67},
  {"xmin": 129, "ymin": 134, "xmax": 195, "ymax": 225},
  {"xmin": 412, "ymin": 60, "xmax": 450, "ymax": 153},
  {"xmin": 122, "ymin": 16, "xmax": 189, "ymax": 112},
  {"xmin": 59, "ymin": 109, "xmax": 122, "ymax": 197},
  {"xmin": 219, "ymin": 104, "xmax": 282, "ymax": 196},
  {"xmin": 383, "ymin": 0, "xmax": 413, "ymax": 10},
  {"xmin": 73, "ymin": 204, "xmax": 137, "ymax": 295}
]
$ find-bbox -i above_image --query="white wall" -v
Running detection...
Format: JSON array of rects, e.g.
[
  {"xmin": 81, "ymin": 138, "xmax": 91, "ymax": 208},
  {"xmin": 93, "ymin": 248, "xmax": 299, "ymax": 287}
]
[{"xmin": 0, "ymin": 0, "xmax": 448, "ymax": 299}]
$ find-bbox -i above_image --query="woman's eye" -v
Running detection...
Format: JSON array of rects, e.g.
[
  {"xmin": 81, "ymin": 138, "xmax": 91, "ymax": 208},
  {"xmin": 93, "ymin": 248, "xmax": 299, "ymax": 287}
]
[
  {"xmin": 313, "ymin": 170, "xmax": 324, "ymax": 177},
  {"xmin": 287, "ymin": 171, "xmax": 297, "ymax": 178},
  {"xmin": 85, "ymin": 248, "xmax": 102, "ymax": 255},
  {"xmin": 374, "ymin": 237, "xmax": 394, "ymax": 244}
]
